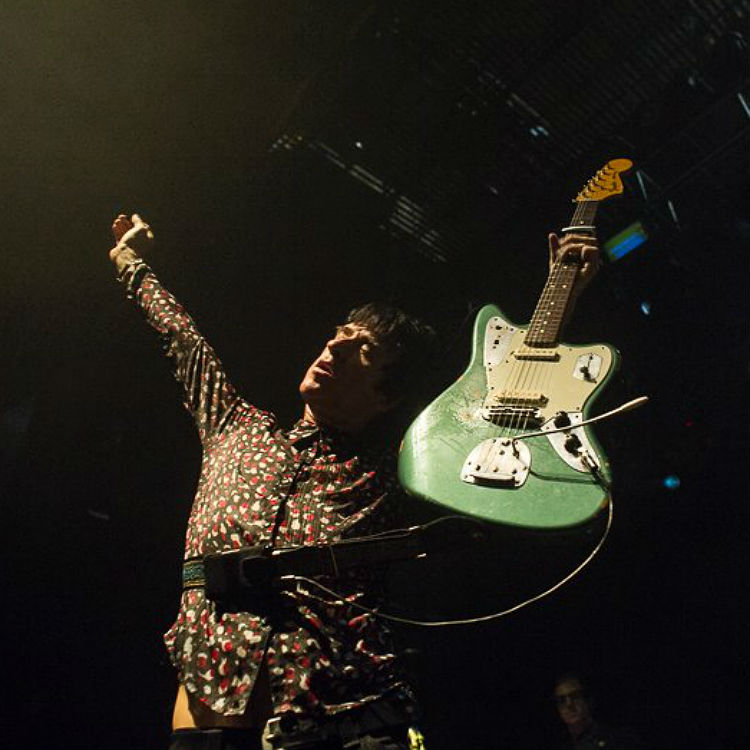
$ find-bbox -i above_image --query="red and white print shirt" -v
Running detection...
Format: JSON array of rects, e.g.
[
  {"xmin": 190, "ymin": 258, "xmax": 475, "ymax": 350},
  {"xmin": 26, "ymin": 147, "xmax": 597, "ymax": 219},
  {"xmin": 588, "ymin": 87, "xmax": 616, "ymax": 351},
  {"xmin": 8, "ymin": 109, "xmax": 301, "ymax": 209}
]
[{"xmin": 121, "ymin": 261, "xmax": 413, "ymax": 718}]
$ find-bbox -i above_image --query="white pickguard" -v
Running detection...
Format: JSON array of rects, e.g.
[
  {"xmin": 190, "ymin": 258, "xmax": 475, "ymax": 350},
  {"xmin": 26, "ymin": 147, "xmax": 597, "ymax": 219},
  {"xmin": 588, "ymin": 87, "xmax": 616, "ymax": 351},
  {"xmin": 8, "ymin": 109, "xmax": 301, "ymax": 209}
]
[{"xmin": 482, "ymin": 315, "xmax": 613, "ymax": 473}]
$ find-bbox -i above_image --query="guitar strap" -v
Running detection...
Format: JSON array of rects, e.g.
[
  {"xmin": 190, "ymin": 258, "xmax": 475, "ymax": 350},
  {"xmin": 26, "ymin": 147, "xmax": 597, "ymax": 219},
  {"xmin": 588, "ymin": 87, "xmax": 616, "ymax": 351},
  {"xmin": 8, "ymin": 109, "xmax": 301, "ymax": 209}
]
[{"xmin": 184, "ymin": 518, "xmax": 487, "ymax": 611}]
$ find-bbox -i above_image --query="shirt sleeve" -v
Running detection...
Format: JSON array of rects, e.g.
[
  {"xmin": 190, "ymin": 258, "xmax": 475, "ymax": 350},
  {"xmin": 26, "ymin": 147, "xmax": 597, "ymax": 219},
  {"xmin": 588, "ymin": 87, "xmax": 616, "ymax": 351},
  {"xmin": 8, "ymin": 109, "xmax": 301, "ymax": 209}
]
[{"xmin": 118, "ymin": 257, "xmax": 240, "ymax": 444}]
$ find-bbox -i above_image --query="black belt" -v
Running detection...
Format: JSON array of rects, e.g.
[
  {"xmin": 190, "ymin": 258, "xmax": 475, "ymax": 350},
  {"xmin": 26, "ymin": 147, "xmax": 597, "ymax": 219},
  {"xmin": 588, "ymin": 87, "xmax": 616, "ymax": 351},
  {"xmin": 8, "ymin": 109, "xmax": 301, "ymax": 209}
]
[{"xmin": 182, "ymin": 527, "xmax": 425, "ymax": 601}]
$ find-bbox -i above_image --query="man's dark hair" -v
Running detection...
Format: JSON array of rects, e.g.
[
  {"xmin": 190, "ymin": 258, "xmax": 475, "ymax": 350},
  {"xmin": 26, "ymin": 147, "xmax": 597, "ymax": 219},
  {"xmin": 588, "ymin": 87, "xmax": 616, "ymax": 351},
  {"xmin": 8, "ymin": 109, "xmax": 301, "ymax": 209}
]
[{"xmin": 346, "ymin": 302, "xmax": 438, "ymax": 405}]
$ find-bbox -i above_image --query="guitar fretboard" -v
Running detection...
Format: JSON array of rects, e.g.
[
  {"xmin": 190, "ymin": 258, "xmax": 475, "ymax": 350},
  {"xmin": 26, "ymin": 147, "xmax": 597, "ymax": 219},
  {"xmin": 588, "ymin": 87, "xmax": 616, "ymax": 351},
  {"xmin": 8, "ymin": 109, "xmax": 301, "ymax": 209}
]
[{"xmin": 524, "ymin": 199, "xmax": 598, "ymax": 348}]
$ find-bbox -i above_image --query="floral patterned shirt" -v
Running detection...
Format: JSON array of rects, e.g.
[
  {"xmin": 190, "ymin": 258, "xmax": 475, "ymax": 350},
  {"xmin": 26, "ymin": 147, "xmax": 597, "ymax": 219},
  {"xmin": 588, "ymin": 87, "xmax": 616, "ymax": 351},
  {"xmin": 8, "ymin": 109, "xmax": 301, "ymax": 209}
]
[{"xmin": 120, "ymin": 261, "xmax": 413, "ymax": 718}]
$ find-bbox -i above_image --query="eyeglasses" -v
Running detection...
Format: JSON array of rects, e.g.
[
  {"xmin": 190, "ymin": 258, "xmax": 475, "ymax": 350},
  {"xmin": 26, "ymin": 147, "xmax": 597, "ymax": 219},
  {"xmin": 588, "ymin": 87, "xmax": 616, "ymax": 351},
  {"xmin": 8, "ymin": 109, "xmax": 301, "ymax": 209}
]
[{"xmin": 555, "ymin": 690, "xmax": 586, "ymax": 706}]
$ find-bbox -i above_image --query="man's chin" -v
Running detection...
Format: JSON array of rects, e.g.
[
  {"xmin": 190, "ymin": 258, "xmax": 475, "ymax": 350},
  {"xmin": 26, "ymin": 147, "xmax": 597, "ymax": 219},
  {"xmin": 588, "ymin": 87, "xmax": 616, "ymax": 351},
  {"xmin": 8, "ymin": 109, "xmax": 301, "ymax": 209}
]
[{"xmin": 299, "ymin": 377, "xmax": 332, "ymax": 404}]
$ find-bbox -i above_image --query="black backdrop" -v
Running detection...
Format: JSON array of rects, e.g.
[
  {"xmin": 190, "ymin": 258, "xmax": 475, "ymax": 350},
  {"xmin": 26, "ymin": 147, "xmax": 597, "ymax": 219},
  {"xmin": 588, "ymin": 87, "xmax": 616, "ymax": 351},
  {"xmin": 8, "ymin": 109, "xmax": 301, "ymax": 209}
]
[{"xmin": 1, "ymin": 2, "xmax": 748, "ymax": 748}]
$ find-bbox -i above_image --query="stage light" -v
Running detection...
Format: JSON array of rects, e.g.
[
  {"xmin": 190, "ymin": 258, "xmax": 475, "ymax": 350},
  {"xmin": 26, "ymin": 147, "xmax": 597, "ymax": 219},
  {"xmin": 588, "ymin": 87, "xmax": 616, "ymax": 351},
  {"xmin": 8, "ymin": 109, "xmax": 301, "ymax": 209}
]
[
  {"xmin": 355, "ymin": 141, "xmax": 364, "ymax": 149},
  {"xmin": 663, "ymin": 475, "xmax": 681, "ymax": 490},
  {"xmin": 640, "ymin": 301, "xmax": 652, "ymax": 316},
  {"xmin": 604, "ymin": 220, "xmax": 648, "ymax": 261}
]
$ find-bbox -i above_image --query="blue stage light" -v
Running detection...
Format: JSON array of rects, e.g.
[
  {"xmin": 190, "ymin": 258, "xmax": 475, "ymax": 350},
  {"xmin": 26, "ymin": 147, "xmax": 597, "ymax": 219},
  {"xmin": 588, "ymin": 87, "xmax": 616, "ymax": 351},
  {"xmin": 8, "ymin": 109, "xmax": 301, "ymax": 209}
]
[
  {"xmin": 640, "ymin": 301, "xmax": 652, "ymax": 316},
  {"xmin": 663, "ymin": 475, "xmax": 681, "ymax": 490},
  {"xmin": 604, "ymin": 221, "xmax": 648, "ymax": 261}
]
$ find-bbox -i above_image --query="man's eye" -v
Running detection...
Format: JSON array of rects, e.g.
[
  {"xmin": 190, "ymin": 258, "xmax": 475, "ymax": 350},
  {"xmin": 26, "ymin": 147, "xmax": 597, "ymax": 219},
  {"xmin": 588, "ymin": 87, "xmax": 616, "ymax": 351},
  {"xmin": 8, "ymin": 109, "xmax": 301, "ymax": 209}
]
[{"xmin": 361, "ymin": 343, "xmax": 377, "ymax": 362}]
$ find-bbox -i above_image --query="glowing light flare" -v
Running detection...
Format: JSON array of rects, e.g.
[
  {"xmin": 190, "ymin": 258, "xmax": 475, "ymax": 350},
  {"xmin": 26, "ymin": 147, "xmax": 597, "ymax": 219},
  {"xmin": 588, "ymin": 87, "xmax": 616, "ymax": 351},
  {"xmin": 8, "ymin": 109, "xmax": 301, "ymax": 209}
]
[
  {"xmin": 604, "ymin": 221, "xmax": 648, "ymax": 261},
  {"xmin": 662, "ymin": 475, "xmax": 681, "ymax": 490}
]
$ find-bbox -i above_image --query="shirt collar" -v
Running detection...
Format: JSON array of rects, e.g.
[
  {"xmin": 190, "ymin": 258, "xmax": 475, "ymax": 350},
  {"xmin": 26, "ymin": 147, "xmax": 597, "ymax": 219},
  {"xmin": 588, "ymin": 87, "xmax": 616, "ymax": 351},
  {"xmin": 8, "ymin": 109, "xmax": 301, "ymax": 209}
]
[{"xmin": 287, "ymin": 418, "xmax": 357, "ymax": 453}]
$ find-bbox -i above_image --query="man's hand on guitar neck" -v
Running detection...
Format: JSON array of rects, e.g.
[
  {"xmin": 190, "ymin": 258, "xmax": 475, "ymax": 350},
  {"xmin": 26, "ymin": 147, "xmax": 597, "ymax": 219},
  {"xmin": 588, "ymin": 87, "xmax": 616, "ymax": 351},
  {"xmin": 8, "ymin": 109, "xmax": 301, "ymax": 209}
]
[{"xmin": 548, "ymin": 232, "xmax": 601, "ymax": 295}]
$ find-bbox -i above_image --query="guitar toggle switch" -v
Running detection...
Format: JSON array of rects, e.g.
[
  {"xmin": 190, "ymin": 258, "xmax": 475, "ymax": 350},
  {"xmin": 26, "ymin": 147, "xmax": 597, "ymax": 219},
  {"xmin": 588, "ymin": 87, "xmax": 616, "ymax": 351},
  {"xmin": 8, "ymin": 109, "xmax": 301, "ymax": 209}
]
[{"xmin": 573, "ymin": 353, "xmax": 602, "ymax": 382}]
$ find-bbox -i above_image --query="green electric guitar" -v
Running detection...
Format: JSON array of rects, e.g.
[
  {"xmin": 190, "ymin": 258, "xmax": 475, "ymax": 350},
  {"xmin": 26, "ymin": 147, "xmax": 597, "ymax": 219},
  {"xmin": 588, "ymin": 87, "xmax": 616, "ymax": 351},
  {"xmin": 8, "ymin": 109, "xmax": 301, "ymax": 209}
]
[{"xmin": 398, "ymin": 159, "xmax": 633, "ymax": 532}]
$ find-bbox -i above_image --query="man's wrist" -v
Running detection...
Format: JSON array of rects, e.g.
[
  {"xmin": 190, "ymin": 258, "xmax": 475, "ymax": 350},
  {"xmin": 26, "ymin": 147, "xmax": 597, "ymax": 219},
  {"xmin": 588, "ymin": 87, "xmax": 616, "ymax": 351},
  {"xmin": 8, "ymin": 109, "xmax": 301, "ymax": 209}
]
[
  {"xmin": 112, "ymin": 244, "xmax": 150, "ymax": 298},
  {"xmin": 111, "ymin": 244, "xmax": 142, "ymax": 274}
]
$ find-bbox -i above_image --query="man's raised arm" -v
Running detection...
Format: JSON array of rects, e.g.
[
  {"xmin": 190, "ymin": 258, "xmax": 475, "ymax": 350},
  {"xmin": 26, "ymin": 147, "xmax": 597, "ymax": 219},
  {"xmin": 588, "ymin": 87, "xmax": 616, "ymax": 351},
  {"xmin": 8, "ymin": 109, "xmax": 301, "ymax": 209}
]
[{"xmin": 109, "ymin": 214, "xmax": 241, "ymax": 444}]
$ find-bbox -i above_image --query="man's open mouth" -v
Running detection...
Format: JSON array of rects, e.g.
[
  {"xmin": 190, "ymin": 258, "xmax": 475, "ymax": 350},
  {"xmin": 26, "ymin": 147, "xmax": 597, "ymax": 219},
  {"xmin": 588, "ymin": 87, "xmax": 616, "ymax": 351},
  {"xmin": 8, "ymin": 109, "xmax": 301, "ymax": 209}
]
[{"xmin": 314, "ymin": 359, "xmax": 335, "ymax": 376}]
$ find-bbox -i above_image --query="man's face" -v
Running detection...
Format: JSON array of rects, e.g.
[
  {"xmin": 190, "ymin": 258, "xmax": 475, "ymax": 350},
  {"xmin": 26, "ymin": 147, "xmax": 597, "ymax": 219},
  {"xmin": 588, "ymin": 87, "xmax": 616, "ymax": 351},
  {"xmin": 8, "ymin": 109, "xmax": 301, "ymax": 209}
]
[
  {"xmin": 554, "ymin": 678, "xmax": 593, "ymax": 732},
  {"xmin": 299, "ymin": 323, "xmax": 397, "ymax": 433}
]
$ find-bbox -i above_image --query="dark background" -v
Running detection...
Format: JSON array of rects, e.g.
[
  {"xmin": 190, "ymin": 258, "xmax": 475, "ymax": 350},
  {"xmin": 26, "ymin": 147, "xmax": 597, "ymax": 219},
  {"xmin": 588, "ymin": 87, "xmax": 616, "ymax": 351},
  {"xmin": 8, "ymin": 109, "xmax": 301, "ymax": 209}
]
[{"xmin": 1, "ymin": 1, "xmax": 748, "ymax": 748}]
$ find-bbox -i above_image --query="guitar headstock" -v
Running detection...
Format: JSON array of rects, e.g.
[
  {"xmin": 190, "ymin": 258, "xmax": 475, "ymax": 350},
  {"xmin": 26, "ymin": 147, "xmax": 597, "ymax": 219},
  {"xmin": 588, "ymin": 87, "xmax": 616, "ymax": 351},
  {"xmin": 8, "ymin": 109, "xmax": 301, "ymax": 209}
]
[{"xmin": 575, "ymin": 158, "xmax": 633, "ymax": 202}]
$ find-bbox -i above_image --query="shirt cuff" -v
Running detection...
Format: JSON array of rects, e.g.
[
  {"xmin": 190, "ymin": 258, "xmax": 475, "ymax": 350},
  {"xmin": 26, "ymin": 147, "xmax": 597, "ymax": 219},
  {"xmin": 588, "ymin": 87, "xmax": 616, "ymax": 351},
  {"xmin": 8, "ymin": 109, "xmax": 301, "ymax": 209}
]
[{"xmin": 115, "ymin": 250, "xmax": 151, "ymax": 298}]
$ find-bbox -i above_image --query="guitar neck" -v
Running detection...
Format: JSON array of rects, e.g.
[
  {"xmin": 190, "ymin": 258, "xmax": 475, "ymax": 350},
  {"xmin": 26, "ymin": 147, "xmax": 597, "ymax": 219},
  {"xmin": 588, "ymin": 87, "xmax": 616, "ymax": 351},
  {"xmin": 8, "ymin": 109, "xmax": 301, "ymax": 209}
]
[{"xmin": 524, "ymin": 200, "xmax": 599, "ymax": 348}]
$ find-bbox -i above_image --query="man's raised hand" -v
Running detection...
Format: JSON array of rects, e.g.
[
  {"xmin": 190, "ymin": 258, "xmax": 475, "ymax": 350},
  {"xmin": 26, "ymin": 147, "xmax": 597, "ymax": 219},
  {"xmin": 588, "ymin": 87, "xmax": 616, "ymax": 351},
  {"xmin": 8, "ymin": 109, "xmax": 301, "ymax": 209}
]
[
  {"xmin": 109, "ymin": 213, "xmax": 154, "ymax": 264},
  {"xmin": 548, "ymin": 232, "xmax": 601, "ymax": 292}
]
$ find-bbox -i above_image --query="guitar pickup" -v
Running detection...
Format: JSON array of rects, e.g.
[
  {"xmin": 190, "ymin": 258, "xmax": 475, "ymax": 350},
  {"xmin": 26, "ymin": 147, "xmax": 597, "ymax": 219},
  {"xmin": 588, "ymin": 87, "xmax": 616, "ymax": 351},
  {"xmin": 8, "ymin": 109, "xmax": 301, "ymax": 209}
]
[{"xmin": 514, "ymin": 348, "xmax": 560, "ymax": 361}]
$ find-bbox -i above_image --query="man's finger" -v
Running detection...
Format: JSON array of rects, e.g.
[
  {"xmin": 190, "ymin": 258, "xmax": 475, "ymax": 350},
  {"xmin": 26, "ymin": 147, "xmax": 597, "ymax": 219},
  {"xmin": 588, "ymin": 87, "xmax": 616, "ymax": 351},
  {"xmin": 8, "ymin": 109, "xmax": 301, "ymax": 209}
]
[
  {"xmin": 112, "ymin": 216, "xmax": 132, "ymax": 241},
  {"xmin": 548, "ymin": 232, "xmax": 560, "ymax": 266},
  {"xmin": 580, "ymin": 245, "xmax": 599, "ymax": 263}
]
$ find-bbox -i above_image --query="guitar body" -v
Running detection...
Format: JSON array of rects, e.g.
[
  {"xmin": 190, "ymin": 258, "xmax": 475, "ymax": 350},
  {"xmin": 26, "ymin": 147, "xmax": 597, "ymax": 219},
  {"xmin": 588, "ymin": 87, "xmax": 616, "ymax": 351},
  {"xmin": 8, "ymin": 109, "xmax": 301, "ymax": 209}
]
[
  {"xmin": 398, "ymin": 304, "xmax": 619, "ymax": 531},
  {"xmin": 389, "ymin": 161, "xmax": 633, "ymax": 618}
]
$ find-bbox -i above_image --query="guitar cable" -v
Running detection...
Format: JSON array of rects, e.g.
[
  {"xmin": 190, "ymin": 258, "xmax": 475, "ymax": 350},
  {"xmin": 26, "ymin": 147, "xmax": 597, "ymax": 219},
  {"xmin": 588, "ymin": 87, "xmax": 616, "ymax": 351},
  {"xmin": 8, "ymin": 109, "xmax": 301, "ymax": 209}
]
[
  {"xmin": 279, "ymin": 494, "xmax": 614, "ymax": 628},
  {"xmin": 278, "ymin": 396, "xmax": 647, "ymax": 627}
]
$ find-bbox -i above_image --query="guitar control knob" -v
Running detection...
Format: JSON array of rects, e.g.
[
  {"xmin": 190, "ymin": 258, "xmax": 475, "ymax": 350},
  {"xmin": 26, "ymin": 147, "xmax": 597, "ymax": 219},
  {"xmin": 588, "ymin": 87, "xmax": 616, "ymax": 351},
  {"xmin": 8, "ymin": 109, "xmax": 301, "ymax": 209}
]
[
  {"xmin": 564, "ymin": 434, "xmax": 582, "ymax": 455},
  {"xmin": 553, "ymin": 411, "xmax": 571, "ymax": 428}
]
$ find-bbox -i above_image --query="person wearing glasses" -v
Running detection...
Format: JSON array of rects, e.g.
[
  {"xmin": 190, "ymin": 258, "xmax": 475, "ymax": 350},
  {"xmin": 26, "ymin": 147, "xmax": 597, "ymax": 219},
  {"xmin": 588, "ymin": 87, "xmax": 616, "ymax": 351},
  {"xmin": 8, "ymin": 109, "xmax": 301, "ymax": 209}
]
[{"xmin": 553, "ymin": 672, "xmax": 644, "ymax": 750}]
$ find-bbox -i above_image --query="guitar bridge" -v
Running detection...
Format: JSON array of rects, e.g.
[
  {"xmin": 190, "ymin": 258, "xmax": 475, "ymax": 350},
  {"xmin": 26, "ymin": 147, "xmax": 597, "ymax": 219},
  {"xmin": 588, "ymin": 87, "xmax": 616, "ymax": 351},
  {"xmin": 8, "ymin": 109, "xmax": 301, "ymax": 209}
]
[{"xmin": 461, "ymin": 438, "xmax": 531, "ymax": 488}]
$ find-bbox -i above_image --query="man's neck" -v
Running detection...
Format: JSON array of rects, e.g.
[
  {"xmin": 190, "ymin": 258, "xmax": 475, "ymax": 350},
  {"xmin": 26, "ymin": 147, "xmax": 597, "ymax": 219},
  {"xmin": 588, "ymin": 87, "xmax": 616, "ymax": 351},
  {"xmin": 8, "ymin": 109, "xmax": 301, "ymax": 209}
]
[
  {"xmin": 301, "ymin": 404, "xmax": 365, "ymax": 435},
  {"xmin": 568, "ymin": 718, "xmax": 594, "ymax": 740}
]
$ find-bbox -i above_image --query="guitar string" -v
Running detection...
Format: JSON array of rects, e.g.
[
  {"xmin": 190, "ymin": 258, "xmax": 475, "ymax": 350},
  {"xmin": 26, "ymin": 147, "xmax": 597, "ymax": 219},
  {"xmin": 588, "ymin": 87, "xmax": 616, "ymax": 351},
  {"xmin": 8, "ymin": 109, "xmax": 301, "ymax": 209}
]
[
  {"xmin": 494, "ymin": 253, "xmax": 561, "ymax": 440},
  {"xmin": 542, "ymin": 199, "xmax": 597, "ymax": 411},
  {"xmin": 525, "ymin": 199, "xmax": 593, "ymax": 437},
  {"xmin": 524, "ymin": 260, "xmax": 558, "ymax": 433},
  {"xmin": 495, "ymin": 242, "xmax": 565, "ymax": 437},
  {"xmin": 516, "ymin": 199, "xmax": 582, "ymax": 434},
  {"xmin": 522, "ymin": 254, "xmax": 571, "ymax": 436},
  {"xmin": 535, "ymin": 252, "xmax": 579, "ymax": 428},
  {"xmin": 496, "ymin": 199, "xmax": 588, "ymax": 441},
  {"xmin": 539, "ymin": 200, "xmax": 592, "ymax": 420}
]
